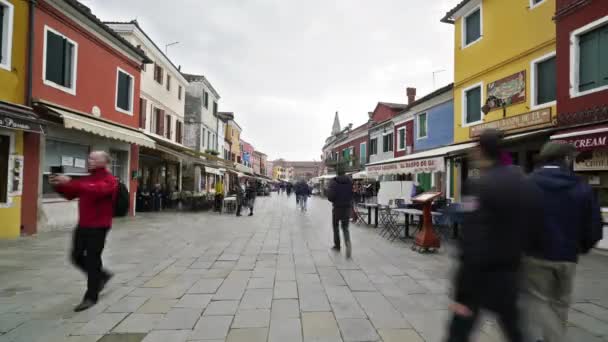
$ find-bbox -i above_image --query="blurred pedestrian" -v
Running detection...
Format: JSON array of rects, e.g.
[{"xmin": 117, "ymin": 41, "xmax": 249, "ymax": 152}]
[
  {"xmin": 234, "ymin": 181, "xmax": 245, "ymax": 217},
  {"xmin": 49, "ymin": 151, "xmax": 118, "ymax": 312},
  {"xmin": 245, "ymin": 179, "xmax": 257, "ymax": 216},
  {"xmin": 522, "ymin": 142, "xmax": 603, "ymax": 342},
  {"xmin": 295, "ymin": 180, "xmax": 311, "ymax": 212},
  {"xmin": 214, "ymin": 178, "xmax": 224, "ymax": 213},
  {"xmin": 446, "ymin": 130, "xmax": 542, "ymax": 342},
  {"xmin": 327, "ymin": 166, "xmax": 354, "ymax": 258}
]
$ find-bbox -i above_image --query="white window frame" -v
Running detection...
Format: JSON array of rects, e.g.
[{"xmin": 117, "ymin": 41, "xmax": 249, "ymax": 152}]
[
  {"xmin": 42, "ymin": 25, "xmax": 78, "ymax": 95},
  {"xmin": 529, "ymin": 0, "xmax": 547, "ymax": 10},
  {"xmin": 530, "ymin": 51, "xmax": 557, "ymax": 110},
  {"xmin": 115, "ymin": 67, "xmax": 135, "ymax": 115},
  {"xmin": 397, "ymin": 127, "xmax": 407, "ymax": 151},
  {"xmin": 0, "ymin": 0, "xmax": 14, "ymax": 71},
  {"xmin": 417, "ymin": 112, "xmax": 428, "ymax": 140},
  {"xmin": 461, "ymin": 81, "xmax": 484, "ymax": 127},
  {"xmin": 0, "ymin": 128, "xmax": 15, "ymax": 207},
  {"xmin": 349, "ymin": 146, "xmax": 354, "ymax": 166},
  {"xmin": 569, "ymin": 15, "xmax": 608, "ymax": 98},
  {"xmin": 461, "ymin": 4, "xmax": 483, "ymax": 49}
]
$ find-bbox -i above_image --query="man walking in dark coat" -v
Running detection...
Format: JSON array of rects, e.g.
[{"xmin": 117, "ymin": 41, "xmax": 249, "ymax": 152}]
[
  {"xmin": 522, "ymin": 142, "xmax": 602, "ymax": 342},
  {"xmin": 327, "ymin": 167, "xmax": 354, "ymax": 258},
  {"xmin": 446, "ymin": 130, "xmax": 542, "ymax": 342}
]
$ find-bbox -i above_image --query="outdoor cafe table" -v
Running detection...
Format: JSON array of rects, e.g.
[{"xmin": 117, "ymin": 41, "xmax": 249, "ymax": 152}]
[
  {"xmin": 361, "ymin": 203, "xmax": 380, "ymax": 227},
  {"xmin": 390, "ymin": 208, "xmax": 443, "ymax": 238}
]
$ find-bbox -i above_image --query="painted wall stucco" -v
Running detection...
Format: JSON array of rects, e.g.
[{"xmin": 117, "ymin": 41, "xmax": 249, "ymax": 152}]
[
  {"xmin": 414, "ymin": 100, "xmax": 455, "ymax": 151},
  {"xmin": 33, "ymin": 2, "xmax": 142, "ymax": 129},
  {"xmin": 0, "ymin": 0, "xmax": 28, "ymax": 104},
  {"xmin": 452, "ymin": 0, "xmax": 557, "ymax": 143},
  {"xmin": 0, "ymin": 130, "xmax": 23, "ymax": 238}
]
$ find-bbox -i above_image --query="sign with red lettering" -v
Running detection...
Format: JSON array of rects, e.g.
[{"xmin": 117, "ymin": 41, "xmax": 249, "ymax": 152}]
[
  {"xmin": 366, "ymin": 157, "xmax": 444, "ymax": 175},
  {"xmin": 561, "ymin": 132, "xmax": 608, "ymax": 152}
]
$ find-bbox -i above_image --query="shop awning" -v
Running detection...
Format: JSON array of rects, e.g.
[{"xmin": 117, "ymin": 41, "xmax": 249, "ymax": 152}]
[
  {"xmin": 551, "ymin": 125, "xmax": 608, "ymax": 151},
  {"xmin": 205, "ymin": 167, "xmax": 223, "ymax": 176},
  {"xmin": 0, "ymin": 102, "xmax": 44, "ymax": 133},
  {"xmin": 366, "ymin": 143, "xmax": 477, "ymax": 168},
  {"xmin": 50, "ymin": 107, "xmax": 155, "ymax": 148}
]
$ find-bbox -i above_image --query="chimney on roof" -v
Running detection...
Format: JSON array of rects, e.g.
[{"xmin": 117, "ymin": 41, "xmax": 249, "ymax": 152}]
[
  {"xmin": 178, "ymin": 65, "xmax": 181, "ymax": 71},
  {"xmin": 407, "ymin": 87, "xmax": 417, "ymax": 105}
]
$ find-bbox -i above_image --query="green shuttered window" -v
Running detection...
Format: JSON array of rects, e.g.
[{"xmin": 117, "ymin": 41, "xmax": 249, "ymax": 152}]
[
  {"xmin": 536, "ymin": 56, "xmax": 556, "ymax": 105},
  {"xmin": 464, "ymin": 8, "xmax": 481, "ymax": 46},
  {"xmin": 116, "ymin": 70, "xmax": 133, "ymax": 113},
  {"xmin": 465, "ymin": 86, "xmax": 482, "ymax": 124},
  {"xmin": 45, "ymin": 29, "xmax": 76, "ymax": 89},
  {"xmin": 579, "ymin": 24, "xmax": 608, "ymax": 93}
]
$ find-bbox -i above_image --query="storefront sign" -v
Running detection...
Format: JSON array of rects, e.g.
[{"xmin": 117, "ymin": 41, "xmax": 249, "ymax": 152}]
[
  {"xmin": 366, "ymin": 157, "xmax": 444, "ymax": 175},
  {"xmin": 575, "ymin": 150, "xmax": 608, "ymax": 171},
  {"xmin": 470, "ymin": 107, "xmax": 553, "ymax": 137},
  {"xmin": 561, "ymin": 132, "xmax": 608, "ymax": 151},
  {"xmin": 486, "ymin": 71, "xmax": 526, "ymax": 110},
  {"xmin": 0, "ymin": 114, "xmax": 43, "ymax": 133}
]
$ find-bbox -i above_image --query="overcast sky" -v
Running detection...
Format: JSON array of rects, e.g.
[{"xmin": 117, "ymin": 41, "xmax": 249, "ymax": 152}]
[{"xmin": 87, "ymin": 0, "xmax": 460, "ymax": 161}]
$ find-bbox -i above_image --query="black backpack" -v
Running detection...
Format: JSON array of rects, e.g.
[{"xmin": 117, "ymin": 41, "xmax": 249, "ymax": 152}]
[{"xmin": 114, "ymin": 182, "xmax": 129, "ymax": 217}]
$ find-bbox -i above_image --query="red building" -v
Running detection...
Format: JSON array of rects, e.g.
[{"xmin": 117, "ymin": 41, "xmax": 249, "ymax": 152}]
[
  {"xmin": 552, "ymin": 0, "xmax": 608, "ymax": 247},
  {"xmin": 32, "ymin": 0, "xmax": 152, "ymax": 231},
  {"xmin": 331, "ymin": 122, "xmax": 370, "ymax": 171}
]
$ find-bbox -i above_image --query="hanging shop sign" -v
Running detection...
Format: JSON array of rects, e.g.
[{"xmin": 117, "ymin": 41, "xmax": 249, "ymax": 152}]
[
  {"xmin": 0, "ymin": 113, "xmax": 44, "ymax": 133},
  {"xmin": 486, "ymin": 71, "xmax": 526, "ymax": 111},
  {"xmin": 470, "ymin": 107, "xmax": 553, "ymax": 137},
  {"xmin": 366, "ymin": 157, "xmax": 444, "ymax": 175},
  {"xmin": 575, "ymin": 149, "xmax": 608, "ymax": 171}
]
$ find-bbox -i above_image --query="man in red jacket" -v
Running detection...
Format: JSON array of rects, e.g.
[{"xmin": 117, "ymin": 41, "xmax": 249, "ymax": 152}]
[{"xmin": 50, "ymin": 151, "xmax": 118, "ymax": 312}]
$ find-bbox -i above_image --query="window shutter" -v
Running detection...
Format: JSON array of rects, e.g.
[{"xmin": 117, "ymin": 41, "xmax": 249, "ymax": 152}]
[
  {"xmin": 465, "ymin": 9, "xmax": 481, "ymax": 45},
  {"xmin": 139, "ymin": 98, "xmax": 147, "ymax": 128},
  {"xmin": 537, "ymin": 56, "xmax": 556, "ymax": 104},
  {"xmin": 166, "ymin": 115, "xmax": 172, "ymax": 140},
  {"xmin": 46, "ymin": 31, "xmax": 65, "ymax": 85},
  {"xmin": 62, "ymin": 39, "xmax": 74, "ymax": 88},
  {"xmin": 579, "ymin": 29, "xmax": 600, "ymax": 92},
  {"xmin": 466, "ymin": 87, "xmax": 481, "ymax": 123},
  {"xmin": 158, "ymin": 110, "xmax": 165, "ymax": 136},
  {"xmin": 0, "ymin": 7, "xmax": 4, "ymax": 62},
  {"xmin": 117, "ymin": 72, "xmax": 131, "ymax": 111},
  {"xmin": 600, "ymin": 26, "xmax": 608, "ymax": 87}
]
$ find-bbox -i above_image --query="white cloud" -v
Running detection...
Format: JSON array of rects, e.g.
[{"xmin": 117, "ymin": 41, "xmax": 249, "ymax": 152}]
[{"xmin": 86, "ymin": 0, "xmax": 462, "ymax": 160}]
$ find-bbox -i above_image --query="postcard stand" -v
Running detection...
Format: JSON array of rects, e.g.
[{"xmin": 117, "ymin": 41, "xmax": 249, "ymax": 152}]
[{"xmin": 411, "ymin": 191, "xmax": 442, "ymax": 253}]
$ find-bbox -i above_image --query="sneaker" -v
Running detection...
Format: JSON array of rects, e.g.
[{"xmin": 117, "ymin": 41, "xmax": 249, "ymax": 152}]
[
  {"xmin": 345, "ymin": 242, "xmax": 352, "ymax": 259},
  {"xmin": 74, "ymin": 299, "xmax": 96, "ymax": 312},
  {"xmin": 331, "ymin": 246, "xmax": 341, "ymax": 251},
  {"xmin": 249, "ymin": 213, "xmax": 253, "ymax": 216}
]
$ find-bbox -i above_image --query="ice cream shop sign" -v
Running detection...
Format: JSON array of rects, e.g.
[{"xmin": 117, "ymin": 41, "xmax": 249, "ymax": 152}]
[{"xmin": 366, "ymin": 157, "xmax": 444, "ymax": 175}]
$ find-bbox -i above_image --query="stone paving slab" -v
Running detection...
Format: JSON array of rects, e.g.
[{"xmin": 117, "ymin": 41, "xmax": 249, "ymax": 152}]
[{"xmin": 1, "ymin": 196, "xmax": 608, "ymax": 342}]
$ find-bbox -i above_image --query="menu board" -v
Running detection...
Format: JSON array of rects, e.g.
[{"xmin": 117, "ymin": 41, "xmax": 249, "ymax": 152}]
[{"xmin": 412, "ymin": 191, "xmax": 442, "ymax": 203}]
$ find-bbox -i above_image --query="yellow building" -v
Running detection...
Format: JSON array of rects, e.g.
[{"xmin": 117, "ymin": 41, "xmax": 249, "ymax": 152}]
[
  {"xmin": 225, "ymin": 119, "xmax": 242, "ymax": 163},
  {"xmin": 442, "ymin": 0, "xmax": 557, "ymax": 199}
]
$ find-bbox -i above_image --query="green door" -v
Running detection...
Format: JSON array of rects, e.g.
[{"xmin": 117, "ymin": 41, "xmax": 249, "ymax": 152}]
[{"xmin": 417, "ymin": 173, "xmax": 432, "ymax": 192}]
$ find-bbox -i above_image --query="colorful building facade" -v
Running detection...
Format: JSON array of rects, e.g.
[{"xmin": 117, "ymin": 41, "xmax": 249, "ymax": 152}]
[
  {"xmin": 442, "ymin": 0, "xmax": 557, "ymax": 199},
  {"xmin": 0, "ymin": 0, "xmax": 44, "ymax": 238},
  {"xmin": 32, "ymin": 0, "xmax": 152, "ymax": 231}
]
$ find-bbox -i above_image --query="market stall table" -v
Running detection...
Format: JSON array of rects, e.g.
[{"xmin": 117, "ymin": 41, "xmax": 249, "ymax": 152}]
[
  {"xmin": 390, "ymin": 208, "xmax": 443, "ymax": 239},
  {"xmin": 361, "ymin": 203, "xmax": 380, "ymax": 227}
]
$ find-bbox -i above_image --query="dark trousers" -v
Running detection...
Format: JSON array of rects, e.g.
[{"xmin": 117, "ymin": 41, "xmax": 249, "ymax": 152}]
[
  {"xmin": 332, "ymin": 207, "xmax": 351, "ymax": 248},
  {"xmin": 214, "ymin": 194, "xmax": 223, "ymax": 212},
  {"xmin": 71, "ymin": 227, "xmax": 111, "ymax": 302},
  {"xmin": 236, "ymin": 203, "xmax": 242, "ymax": 216},
  {"xmin": 446, "ymin": 270, "xmax": 522, "ymax": 342}
]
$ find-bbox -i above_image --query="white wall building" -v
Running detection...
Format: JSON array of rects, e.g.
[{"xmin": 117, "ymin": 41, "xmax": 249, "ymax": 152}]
[
  {"xmin": 183, "ymin": 73, "xmax": 220, "ymax": 154},
  {"xmin": 107, "ymin": 21, "xmax": 188, "ymax": 145}
]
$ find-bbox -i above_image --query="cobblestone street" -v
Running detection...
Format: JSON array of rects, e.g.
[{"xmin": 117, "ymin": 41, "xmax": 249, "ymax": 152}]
[{"xmin": 1, "ymin": 194, "xmax": 608, "ymax": 342}]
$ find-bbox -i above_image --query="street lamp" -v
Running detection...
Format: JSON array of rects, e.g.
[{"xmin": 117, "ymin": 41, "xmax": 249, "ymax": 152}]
[{"xmin": 165, "ymin": 41, "xmax": 180, "ymax": 55}]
